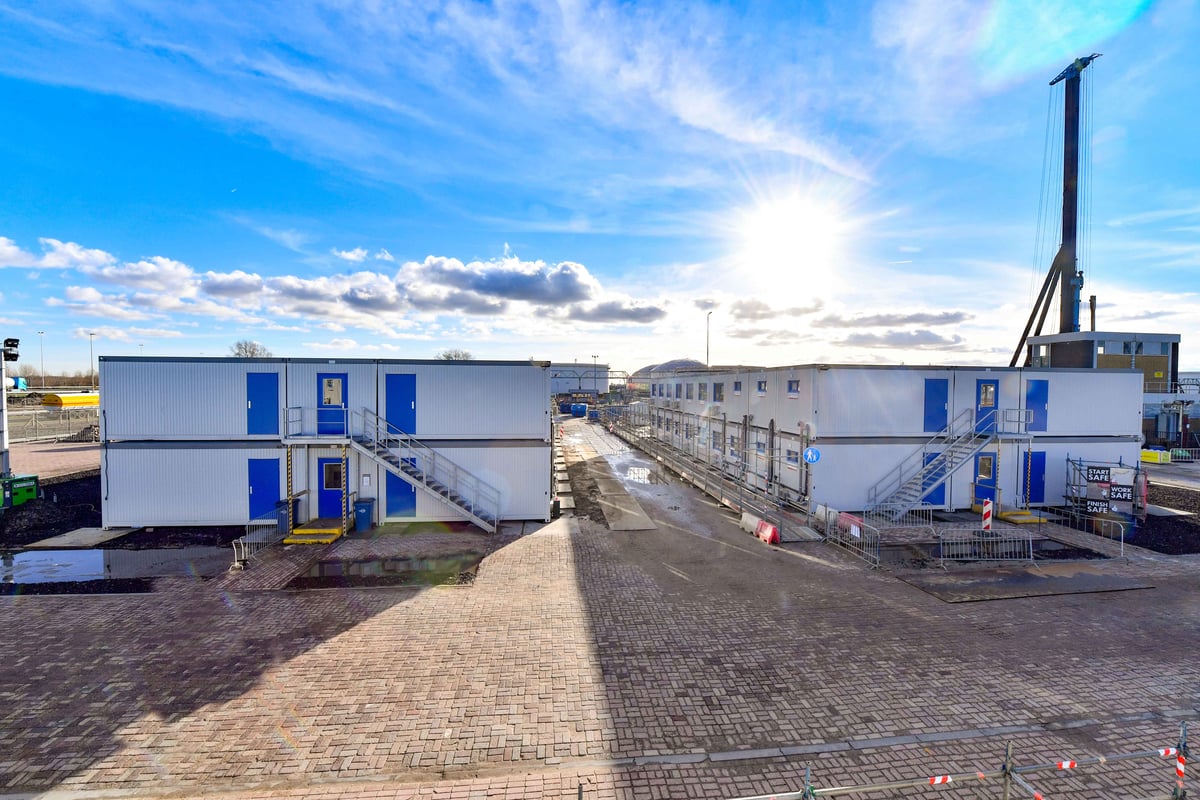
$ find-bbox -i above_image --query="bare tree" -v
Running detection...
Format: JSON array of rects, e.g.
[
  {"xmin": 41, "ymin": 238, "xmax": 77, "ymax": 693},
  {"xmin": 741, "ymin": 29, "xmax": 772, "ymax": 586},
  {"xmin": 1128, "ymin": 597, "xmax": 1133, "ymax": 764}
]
[
  {"xmin": 435, "ymin": 348, "xmax": 474, "ymax": 360},
  {"xmin": 231, "ymin": 340, "xmax": 273, "ymax": 358}
]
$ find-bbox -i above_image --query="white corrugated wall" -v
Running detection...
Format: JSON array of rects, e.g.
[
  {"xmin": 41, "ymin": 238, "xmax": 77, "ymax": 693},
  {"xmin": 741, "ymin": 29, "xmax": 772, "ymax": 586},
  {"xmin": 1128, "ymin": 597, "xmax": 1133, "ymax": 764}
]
[
  {"xmin": 101, "ymin": 359, "xmax": 285, "ymax": 440},
  {"xmin": 102, "ymin": 445, "xmax": 285, "ymax": 526}
]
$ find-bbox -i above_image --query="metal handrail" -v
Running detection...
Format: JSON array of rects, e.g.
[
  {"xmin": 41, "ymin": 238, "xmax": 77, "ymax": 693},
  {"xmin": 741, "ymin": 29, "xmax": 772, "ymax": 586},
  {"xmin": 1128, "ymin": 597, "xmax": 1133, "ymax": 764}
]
[
  {"xmin": 866, "ymin": 408, "xmax": 980, "ymax": 506},
  {"xmin": 357, "ymin": 408, "xmax": 501, "ymax": 526}
]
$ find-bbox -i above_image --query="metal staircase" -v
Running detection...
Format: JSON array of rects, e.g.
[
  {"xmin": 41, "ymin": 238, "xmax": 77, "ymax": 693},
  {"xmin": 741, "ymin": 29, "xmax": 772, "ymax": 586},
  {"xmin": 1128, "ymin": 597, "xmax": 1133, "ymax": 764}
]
[
  {"xmin": 351, "ymin": 409, "xmax": 500, "ymax": 533},
  {"xmin": 864, "ymin": 408, "xmax": 996, "ymax": 525}
]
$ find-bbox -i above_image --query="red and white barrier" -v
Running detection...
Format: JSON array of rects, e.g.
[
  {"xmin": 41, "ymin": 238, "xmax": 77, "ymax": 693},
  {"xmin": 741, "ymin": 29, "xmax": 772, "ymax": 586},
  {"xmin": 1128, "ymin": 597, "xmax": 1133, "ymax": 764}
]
[
  {"xmin": 982, "ymin": 499, "xmax": 993, "ymax": 530},
  {"xmin": 755, "ymin": 519, "xmax": 779, "ymax": 545}
]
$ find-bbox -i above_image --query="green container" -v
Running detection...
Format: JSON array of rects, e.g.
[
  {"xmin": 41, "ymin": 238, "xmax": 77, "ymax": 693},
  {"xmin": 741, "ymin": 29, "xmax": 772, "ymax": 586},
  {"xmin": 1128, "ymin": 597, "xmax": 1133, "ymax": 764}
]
[{"xmin": 2, "ymin": 475, "xmax": 39, "ymax": 508}]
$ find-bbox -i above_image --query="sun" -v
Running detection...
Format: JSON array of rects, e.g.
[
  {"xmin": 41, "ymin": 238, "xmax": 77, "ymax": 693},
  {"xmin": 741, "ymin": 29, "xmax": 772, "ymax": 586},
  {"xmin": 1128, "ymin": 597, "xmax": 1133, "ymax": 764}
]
[{"xmin": 732, "ymin": 191, "xmax": 847, "ymax": 298}]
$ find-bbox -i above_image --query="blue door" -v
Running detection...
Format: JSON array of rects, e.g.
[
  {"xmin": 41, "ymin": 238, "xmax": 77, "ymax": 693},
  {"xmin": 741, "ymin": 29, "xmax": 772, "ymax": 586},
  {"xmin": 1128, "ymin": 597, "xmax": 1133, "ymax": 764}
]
[
  {"xmin": 385, "ymin": 373, "xmax": 416, "ymax": 432},
  {"xmin": 384, "ymin": 373, "xmax": 417, "ymax": 516},
  {"xmin": 923, "ymin": 379, "xmax": 949, "ymax": 432},
  {"xmin": 386, "ymin": 472, "xmax": 417, "ymax": 518},
  {"xmin": 1025, "ymin": 379, "xmax": 1049, "ymax": 432},
  {"xmin": 317, "ymin": 457, "xmax": 345, "ymax": 518},
  {"xmin": 248, "ymin": 458, "xmax": 281, "ymax": 519},
  {"xmin": 246, "ymin": 373, "xmax": 279, "ymax": 435},
  {"xmin": 921, "ymin": 451, "xmax": 946, "ymax": 505},
  {"xmin": 974, "ymin": 451, "xmax": 997, "ymax": 503},
  {"xmin": 317, "ymin": 373, "xmax": 348, "ymax": 435},
  {"xmin": 1022, "ymin": 451, "xmax": 1046, "ymax": 504},
  {"xmin": 975, "ymin": 379, "xmax": 999, "ymax": 433}
]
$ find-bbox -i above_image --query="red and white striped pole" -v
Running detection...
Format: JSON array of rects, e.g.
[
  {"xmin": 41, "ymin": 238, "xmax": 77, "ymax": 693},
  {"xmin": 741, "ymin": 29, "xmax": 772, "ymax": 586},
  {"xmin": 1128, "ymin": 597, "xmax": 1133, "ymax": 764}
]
[{"xmin": 982, "ymin": 498, "xmax": 993, "ymax": 531}]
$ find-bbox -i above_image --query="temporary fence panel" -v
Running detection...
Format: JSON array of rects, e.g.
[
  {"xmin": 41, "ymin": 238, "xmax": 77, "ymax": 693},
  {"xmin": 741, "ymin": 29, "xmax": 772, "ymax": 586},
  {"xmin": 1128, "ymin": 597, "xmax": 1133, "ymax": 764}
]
[
  {"xmin": 937, "ymin": 528, "xmax": 1035, "ymax": 565},
  {"xmin": 725, "ymin": 722, "xmax": 1189, "ymax": 800}
]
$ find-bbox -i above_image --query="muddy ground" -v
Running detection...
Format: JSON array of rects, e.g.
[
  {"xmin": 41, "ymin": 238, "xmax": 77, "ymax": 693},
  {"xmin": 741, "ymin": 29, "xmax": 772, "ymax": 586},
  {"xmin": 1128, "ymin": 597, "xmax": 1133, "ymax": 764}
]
[
  {"xmin": 0, "ymin": 475, "xmax": 242, "ymax": 550},
  {"xmin": 1135, "ymin": 484, "xmax": 1200, "ymax": 554}
]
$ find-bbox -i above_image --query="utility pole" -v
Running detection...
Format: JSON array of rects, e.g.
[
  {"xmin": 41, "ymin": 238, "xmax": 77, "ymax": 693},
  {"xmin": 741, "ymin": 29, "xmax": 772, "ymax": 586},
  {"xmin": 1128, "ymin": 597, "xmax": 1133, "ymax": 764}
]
[
  {"xmin": 592, "ymin": 355, "xmax": 599, "ymax": 396},
  {"xmin": 706, "ymin": 311, "xmax": 713, "ymax": 367},
  {"xmin": 37, "ymin": 331, "xmax": 45, "ymax": 388},
  {"xmin": 1, "ymin": 338, "xmax": 19, "ymax": 478},
  {"xmin": 88, "ymin": 332, "xmax": 96, "ymax": 390}
]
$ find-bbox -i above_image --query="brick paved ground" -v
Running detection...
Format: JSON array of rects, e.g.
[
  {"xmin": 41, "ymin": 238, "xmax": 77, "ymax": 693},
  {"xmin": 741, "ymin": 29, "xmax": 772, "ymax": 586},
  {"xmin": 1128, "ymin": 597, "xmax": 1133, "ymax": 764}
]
[
  {"xmin": 7, "ymin": 439, "xmax": 100, "ymax": 481},
  {"xmin": 1, "ymin": 419, "xmax": 1198, "ymax": 799}
]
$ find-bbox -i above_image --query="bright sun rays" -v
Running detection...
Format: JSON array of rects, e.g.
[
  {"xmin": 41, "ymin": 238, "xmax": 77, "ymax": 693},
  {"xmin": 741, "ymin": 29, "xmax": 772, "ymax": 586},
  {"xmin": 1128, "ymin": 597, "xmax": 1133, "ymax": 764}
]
[{"xmin": 730, "ymin": 189, "xmax": 850, "ymax": 300}]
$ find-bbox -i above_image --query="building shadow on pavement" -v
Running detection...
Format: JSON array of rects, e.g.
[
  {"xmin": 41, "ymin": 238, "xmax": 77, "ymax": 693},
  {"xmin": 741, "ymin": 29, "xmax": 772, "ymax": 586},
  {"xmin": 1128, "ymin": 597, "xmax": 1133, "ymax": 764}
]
[{"xmin": 0, "ymin": 581, "xmax": 415, "ymax": 790}]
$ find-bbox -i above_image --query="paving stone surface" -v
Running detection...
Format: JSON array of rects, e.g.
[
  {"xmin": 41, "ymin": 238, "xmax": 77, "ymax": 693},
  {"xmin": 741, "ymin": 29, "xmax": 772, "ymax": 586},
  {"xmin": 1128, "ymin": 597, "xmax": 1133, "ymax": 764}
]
[
  {"xmin": 1, "ymin": 418, "xmax": 1198, "ymax": 800},
  {"xmin": 7, "ymin": 440, "xmax": 100, "ymax": 480}
]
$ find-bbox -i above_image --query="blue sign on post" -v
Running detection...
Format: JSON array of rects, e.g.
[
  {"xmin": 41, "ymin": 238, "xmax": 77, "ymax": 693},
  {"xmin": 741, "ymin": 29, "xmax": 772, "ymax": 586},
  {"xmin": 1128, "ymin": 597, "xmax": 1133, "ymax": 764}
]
[{"xmin": 803, "ymin": 447, "xmax": 821, "ymax": 464}]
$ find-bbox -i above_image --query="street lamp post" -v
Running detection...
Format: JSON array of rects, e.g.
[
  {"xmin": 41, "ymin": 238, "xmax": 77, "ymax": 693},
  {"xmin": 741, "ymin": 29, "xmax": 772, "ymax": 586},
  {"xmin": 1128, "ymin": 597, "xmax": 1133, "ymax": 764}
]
[
  {"xmin": 88, "ymin": 332, "xmax": 96, "ymax": 391},
  {"xmin": 592, "ymin": 355, "xmax": 599, "ymax": 396},
  {"xmin": 37, "ymin": 331, "xmax": 45, "ymax": 388},
  {"xmin": 706, "ymin": 311, "xmax": 713, "ymax": 367}
]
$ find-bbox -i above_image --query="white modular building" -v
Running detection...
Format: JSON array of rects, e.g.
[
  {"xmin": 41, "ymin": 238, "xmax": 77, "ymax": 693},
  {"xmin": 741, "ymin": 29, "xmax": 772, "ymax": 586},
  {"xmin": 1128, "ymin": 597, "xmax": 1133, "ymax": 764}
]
[
  {"xmin": 99, "ymin": 357, "xmax": 553, "ymax": 530},
  {"xmin": 640, "ymin": 364, "xmax": 1143, "ymax": 514}
]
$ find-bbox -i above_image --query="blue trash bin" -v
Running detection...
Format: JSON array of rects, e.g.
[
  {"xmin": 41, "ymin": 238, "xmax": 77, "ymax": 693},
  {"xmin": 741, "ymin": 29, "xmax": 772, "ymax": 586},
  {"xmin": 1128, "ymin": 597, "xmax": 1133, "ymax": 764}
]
[
  {"xmin": 353, "ymin": 498, "xmax": 376, "ymax": 532},
  {"xmin": 276, "ymin": 497, "xmax": 300, "ymax": 535}
]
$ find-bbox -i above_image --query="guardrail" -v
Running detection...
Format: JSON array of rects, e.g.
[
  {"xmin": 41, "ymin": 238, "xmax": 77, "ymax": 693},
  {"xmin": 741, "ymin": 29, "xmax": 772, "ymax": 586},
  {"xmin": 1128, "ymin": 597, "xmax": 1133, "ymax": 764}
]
[
  {"xmin": 233, "ymin": 512, "xmax": 286, "ymax": 568},
  {"xmin": 607, "ymin": 411, "xmax": 814, "ymax": 546},
  {"xmin": 358, "ymin": 408, "xmax": 501, "ymax": 528},
  {"xmin": 231, "ymin": 491, "xmax": 310, "ymax": 567}
]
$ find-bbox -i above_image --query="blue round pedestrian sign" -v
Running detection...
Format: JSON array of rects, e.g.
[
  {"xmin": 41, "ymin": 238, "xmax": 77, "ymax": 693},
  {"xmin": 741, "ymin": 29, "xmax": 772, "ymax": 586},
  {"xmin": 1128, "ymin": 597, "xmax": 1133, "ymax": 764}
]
[{"xmin": 803, "ymin": 447, "xmax": 821, "ymax": 464}]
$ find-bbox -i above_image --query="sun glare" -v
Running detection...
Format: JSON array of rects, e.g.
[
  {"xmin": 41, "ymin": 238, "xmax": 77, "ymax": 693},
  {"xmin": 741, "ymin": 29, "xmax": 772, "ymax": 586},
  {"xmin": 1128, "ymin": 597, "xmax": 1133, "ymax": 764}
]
[{"xmin": 733, "ymin": 192, "xmax": 847, "ymax": 298}]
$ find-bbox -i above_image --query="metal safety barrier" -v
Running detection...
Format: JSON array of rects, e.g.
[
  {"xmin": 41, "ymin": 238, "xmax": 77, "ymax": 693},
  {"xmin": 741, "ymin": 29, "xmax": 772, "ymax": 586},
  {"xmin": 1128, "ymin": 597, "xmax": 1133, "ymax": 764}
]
[
  {"xmin": 938, "ymin": 528, "xmax": 1035, "ymax": 566},
  {"xmin": 811, "ymin": 507, "xmax": 881, "ymax": 567},
  {"xmin": 726, "ymin": 722, "xmax": 1189, "ymax": 800},
  {"xmin": 232, "ymin": 513, "xmax": 286, "ymax": 567},
  {"xmin": 1054, "ymin": 508, "xmax": 1127, "ymax": 558}
]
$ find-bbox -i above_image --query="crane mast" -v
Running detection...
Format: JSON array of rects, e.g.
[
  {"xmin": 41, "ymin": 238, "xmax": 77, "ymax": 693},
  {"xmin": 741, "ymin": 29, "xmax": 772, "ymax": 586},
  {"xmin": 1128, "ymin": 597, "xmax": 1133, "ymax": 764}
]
[{"xmin": 1009, "ymin": 53, "xmax": 1100, "ymax": 367}]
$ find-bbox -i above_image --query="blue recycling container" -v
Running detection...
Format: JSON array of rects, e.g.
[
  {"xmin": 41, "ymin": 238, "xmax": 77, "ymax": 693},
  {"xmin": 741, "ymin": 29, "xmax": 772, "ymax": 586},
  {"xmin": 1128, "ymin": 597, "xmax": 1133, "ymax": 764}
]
[
  {"xmin": 276, "ymin": 497, "xmax": 300, "ymax": 535},
  {"xmin": 353, "ymin": 498, "xmax": 376, "ymax": 532}
]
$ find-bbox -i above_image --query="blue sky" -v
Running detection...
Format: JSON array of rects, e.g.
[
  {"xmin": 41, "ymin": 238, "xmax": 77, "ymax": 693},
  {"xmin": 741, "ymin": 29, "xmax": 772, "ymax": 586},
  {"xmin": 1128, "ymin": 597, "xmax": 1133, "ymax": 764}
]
[{"xmin": 1, "ymin": 0, "xmax": 1197, "ymax": 376}]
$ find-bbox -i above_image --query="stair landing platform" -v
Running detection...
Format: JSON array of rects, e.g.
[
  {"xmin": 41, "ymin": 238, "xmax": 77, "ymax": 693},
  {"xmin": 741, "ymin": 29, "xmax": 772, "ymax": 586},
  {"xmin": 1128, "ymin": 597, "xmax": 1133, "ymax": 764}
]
[{"xmin": 282, "ymin": 518, "xmax": 348, "ymax": 545}]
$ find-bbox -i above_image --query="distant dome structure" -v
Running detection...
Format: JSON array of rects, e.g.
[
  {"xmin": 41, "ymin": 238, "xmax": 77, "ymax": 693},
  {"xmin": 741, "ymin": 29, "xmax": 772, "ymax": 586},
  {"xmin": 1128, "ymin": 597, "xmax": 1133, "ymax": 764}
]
[{"xmin": 631, "ymin": 358, "xmax": 706, "ymax": 379}]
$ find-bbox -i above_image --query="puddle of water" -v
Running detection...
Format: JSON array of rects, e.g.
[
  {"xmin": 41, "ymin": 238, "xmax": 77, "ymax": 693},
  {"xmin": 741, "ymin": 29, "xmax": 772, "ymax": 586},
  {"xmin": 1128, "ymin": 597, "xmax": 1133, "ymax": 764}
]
[
  {"xmin": 288, "ymin": 554, "xmax": 483, "ymax": 590},
  {"xmin": 1, "ymin": 547, "xmax": 232, "ymax": 584},
  {"xmin": 625, "ymin": 466, "xmax": 670, "ymax": 485}
]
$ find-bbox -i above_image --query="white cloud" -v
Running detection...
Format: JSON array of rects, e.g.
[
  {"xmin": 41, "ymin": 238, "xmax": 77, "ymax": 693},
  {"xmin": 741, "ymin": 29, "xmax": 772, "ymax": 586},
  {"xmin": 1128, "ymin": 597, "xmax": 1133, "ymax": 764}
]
[
  {"xmin": 374, "ymin": 248, "xmax": 395, "ymax": 262},
  {"xmin": 254, "ymin": 225, "xmax": 312, "ymax": 252},
  {"xmin": 0, "ymin": 236, "xmax": 117, "ymax": 269},
  {"xmin": 331, "ymin": 247, "xmax": 368, "ymax": 262},
  {"xmin": 82, "ymin": 255, "xmax": 197, "ymax": 294}
]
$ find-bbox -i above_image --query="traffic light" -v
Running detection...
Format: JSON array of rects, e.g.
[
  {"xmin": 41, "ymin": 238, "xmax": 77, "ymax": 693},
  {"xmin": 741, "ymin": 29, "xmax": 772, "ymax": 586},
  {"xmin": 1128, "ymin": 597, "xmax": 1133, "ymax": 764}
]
[{"xmin": 2, "ymin": 337, "xmax": 17, "ymax": 362}]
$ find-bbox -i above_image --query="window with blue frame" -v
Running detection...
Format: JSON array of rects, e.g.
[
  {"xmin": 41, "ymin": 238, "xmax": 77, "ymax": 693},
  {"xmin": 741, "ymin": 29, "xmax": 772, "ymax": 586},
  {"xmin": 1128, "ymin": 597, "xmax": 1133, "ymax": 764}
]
[
  {"xmin": 675, "ymin": 383, "xmax": 682, "ymax": 399},
  {"xmin": 711, "ymin": 431, "xmax": 720, "ymax": 450},
  {"xmin": 698, "ymin": 383, "xmax": 708, "ymax": 401},
  {"xmin": 755, "ymin": 440, "xmax": 765, "ymax": 454},
  {"xmin": 757, "ymin": 380, "xmax": 767, "ymax": 394},
  {"xmin": 785, "ymin": 449, "xmax": 800, "ymax": 467},
  {"xmin": 686, "ymin": 383, "xmax": 694, "ymax": 400},
  {"xmin": 714, "ymin": 382, "xmax": 724, "ymax": 402},
  {"xmin": 787, "ymin": 379, "xmax": 800, "ymax": 396},
  {"xmin": 733, "ymin": 380, "xmax": 742, "ymax": 394}
]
